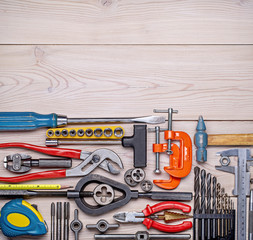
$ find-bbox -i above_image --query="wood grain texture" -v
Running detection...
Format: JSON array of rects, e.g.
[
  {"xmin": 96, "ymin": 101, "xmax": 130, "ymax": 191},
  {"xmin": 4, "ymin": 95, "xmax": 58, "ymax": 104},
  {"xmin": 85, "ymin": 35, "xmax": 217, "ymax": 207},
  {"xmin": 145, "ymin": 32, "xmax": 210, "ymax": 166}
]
[
  {"xmin": 0, "ymin": 45, "xmax": 253, "ymax": 120},
  {"xmin": 0, "ymin": 0, "xmax": 253, "ymax": 44}
]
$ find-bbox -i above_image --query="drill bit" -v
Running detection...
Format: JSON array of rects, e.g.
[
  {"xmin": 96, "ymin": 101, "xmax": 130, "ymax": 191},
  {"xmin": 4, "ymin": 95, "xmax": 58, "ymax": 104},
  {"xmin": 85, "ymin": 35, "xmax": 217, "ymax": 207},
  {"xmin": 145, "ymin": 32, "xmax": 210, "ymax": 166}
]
[
  {"xmin": 212, "ymin": 177, "xmax": 217, "ymax": 239},
  {"xmin": 224, "ymin": 193, "xmax": 228, "ymax": 237},
  {"xmin": 217, "ymin": 183, "xmax": 221, "ymax": 238},
  {"xmin": 200, "ymin": 169, "xmax": 206, "ymax": 240},
  {"xmin": 194, "ymin": 167, "xmax": 200, "ymax": 240},
  {"xmin": 206, "ymin": 173, "xmax": 211, "ymax": 240},
  {"xmin": 228, "ymin": 196, "xmax": 231, "ymax": 235},
  {"xmin": 221, "ymin": 188, "xmax": 225, "ymax": 237},
  {"xmin": 194, "ymin": 167, "xmax": 200, "ymax": 214},
  {"xmin": 155, "ymin": 211, "xmax": 192, "ymax": 222}
]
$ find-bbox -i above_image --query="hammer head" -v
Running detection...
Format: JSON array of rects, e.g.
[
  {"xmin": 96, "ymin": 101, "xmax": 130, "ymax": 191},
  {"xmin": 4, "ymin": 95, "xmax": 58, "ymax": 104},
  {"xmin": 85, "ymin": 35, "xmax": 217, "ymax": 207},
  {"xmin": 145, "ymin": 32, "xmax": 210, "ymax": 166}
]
[{"xmin": 194, "ymin": 116, "xmax": 208, "ymax": 162}]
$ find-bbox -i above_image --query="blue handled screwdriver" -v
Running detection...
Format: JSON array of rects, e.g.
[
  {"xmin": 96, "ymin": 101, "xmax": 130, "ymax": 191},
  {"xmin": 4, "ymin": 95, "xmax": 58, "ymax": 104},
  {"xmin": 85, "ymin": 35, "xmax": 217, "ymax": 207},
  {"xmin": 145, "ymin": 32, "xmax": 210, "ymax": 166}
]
[{"xmin": 0, "ymin": 112, "xmax": 165, "ymax": 131}]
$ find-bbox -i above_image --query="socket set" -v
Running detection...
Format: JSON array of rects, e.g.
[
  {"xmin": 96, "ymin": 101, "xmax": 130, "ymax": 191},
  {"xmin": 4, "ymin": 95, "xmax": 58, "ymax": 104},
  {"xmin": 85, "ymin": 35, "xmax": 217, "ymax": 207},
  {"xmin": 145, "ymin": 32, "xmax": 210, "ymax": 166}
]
[{"xmin": 46, "ymin": 126, "xmax": 125, "ymax": 139}]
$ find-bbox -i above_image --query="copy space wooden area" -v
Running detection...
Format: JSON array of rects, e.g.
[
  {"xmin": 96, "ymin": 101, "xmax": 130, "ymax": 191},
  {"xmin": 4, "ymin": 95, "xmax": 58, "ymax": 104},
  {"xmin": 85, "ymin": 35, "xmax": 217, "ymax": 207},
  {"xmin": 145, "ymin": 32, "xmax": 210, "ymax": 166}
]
[
  {"xmin": 0, "ymin": 1, "xmax": 253, "ymax": 240},
  {"xmin": 0, "ymin": 0, "xmax": 253, "ymax": 44}
]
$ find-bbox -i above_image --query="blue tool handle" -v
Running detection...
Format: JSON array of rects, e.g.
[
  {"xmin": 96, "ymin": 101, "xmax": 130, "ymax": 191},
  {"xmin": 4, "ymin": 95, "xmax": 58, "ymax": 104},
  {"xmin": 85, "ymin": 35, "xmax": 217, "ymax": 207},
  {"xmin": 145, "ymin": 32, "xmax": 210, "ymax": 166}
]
[{"xmin": 0, "ymin": 112, "xmax": 59, "ymax": 131}]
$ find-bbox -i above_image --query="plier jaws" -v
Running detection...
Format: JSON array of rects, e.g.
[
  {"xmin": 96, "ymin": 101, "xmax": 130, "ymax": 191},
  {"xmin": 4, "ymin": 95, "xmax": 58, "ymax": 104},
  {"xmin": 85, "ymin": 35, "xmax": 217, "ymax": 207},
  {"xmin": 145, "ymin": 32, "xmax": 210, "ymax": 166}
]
[
  {"xmin": 113, "ymin": 201, "xmax": 192, "ymax": 233},
  {"xmin": 113, "ymin": 212, "xmax": 145, "ymax": 223}
]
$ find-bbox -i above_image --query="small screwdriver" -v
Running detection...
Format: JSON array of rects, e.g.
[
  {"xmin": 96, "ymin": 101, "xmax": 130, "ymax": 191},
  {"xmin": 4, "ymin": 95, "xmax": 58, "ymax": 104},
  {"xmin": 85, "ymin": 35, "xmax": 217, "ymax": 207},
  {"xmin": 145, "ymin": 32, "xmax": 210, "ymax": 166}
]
[{"xmin": 0, "ymin": 112, "xmax": 166, "ymax": 131}]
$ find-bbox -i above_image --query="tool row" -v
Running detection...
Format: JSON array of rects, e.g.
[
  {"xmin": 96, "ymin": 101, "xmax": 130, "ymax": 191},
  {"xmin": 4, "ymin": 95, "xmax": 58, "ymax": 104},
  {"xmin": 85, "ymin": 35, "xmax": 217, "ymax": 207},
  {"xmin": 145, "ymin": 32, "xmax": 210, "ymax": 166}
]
[
  {"xmin": 46, "ymin": 126, "xmax": 124, "ymax": 139},
  {"xmin": 0, "ymin": 109, "xmax": 252, "ymax": 239}
]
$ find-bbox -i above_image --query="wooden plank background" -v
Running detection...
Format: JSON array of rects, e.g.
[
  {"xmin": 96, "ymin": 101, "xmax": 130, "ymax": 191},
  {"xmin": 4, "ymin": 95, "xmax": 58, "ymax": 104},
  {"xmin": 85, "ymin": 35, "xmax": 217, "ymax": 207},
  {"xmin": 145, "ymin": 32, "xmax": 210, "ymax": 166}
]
[
  {"xmin": 0, "ymin": 0, "xmax": 253, "ymax": 44},
  {"xmin": 0, "ymin": 0, "xmax": 253, "ymax": 239}
]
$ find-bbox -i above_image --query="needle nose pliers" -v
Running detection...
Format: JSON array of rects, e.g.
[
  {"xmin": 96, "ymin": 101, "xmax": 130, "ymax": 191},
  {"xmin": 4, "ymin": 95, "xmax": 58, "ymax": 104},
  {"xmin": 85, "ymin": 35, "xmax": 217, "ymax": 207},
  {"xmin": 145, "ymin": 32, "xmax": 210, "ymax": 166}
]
[
  {"xmin": 113, "ymin": 201, "xmax": 192, "ymax": 233},
  {"xmin": 0, "ymin": 142, "xmax": 123, "ymax": 183}
]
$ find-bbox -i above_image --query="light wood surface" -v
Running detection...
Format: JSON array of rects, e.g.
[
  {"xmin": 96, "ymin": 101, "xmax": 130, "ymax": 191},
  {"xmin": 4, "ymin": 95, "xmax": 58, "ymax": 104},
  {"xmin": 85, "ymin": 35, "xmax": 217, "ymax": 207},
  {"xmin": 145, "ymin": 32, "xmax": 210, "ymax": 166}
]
[
  {"xmin": 0, "ymin": 0, "xmax": 253, "ymax": 44},
  {"xmin": 0, "ymin": 45, "xmax": 253, "ymax": 120},
  {"xmin": 0, "ymin": 0, "xmax": 253, "ymax": 239}
]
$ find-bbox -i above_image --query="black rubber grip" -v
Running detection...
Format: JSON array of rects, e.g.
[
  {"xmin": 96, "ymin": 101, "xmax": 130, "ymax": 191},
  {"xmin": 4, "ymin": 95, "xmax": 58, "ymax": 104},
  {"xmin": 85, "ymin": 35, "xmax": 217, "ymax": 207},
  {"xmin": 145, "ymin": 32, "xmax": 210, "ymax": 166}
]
[{"xmin": 122, "ymin": 125, "xmax": 147, "ymax": 168}]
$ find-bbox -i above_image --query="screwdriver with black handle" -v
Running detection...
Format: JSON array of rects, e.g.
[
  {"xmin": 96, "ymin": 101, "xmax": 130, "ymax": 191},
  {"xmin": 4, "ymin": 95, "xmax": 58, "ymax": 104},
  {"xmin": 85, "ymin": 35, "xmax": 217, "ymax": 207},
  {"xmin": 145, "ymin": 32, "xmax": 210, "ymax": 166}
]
[{"xmin": 0, "ymin": 112, "xmax": 165, "ymax": 131}]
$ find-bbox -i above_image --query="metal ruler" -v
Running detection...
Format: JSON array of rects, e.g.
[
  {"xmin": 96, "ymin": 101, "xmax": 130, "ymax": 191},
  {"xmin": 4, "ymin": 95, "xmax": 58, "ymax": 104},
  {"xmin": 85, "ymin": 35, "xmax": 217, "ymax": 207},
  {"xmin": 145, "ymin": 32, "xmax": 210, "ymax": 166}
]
[{"xmin": 215, "ymin": 148, "xmax": 253, "ymax": 240}]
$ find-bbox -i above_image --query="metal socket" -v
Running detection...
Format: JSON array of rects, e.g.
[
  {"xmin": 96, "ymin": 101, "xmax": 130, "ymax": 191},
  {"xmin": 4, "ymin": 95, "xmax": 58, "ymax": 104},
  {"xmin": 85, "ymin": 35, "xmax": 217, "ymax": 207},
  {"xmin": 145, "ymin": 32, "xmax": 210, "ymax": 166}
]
[
  {"xmin": 114, "ymin": 127, "xmax": 123, "ymax": 138},
  {"xmin": 77, "ymin": 129, "xmax": 85, "ymax": 137},
  {"xmin": 104, "ymin": 128, "xmax": 113, "ymax": 137},
  {"xmin": 94, "ymin": 128, "xmax": 103, "ymax": 137},
  {"xmin": 85, "ymin": 129, "xmax": 93, "ymax": 137},
  {"xmin": 69, "ymin": 129, "xmax": 76, "ymax": 137},
  {"xmin": 62, "ymin": 129, "xmax": 69, "ymax": 137}
]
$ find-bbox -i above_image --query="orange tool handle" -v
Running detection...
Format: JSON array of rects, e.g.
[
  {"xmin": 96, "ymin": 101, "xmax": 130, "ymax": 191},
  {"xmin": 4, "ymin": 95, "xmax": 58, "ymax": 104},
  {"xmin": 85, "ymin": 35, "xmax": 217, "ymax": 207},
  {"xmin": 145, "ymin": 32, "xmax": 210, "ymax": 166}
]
[
  {"xmin": 142, "ymin": 201, "xmax": 191, "ymax": 216},
  {"xmin": 0, "ymin": 169, "xmax": 67, "ymax": 183},
  {"xmin": 0, "ymin": 142, "xmax": 82, "ymax": 159},
  {"xmin": 143, "ymin": 218, "xmax": 192, "ymax": 232}
]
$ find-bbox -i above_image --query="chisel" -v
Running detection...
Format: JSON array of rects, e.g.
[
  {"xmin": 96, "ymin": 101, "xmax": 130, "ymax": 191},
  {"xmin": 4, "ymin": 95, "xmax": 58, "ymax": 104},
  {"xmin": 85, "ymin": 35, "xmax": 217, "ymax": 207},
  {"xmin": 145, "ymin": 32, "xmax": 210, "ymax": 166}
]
[{"xmin": 0, "ymin": 112, "xmax": 165, "ymax": 131}]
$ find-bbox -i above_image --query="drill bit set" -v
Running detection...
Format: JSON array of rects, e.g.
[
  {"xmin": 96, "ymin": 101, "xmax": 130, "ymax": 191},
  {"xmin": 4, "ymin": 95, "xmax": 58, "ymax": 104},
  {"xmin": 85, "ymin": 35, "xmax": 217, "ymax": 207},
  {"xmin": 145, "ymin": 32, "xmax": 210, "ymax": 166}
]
[{"xmin": 193, "ymin": 167, "xmax": 235, "ymax": 240}]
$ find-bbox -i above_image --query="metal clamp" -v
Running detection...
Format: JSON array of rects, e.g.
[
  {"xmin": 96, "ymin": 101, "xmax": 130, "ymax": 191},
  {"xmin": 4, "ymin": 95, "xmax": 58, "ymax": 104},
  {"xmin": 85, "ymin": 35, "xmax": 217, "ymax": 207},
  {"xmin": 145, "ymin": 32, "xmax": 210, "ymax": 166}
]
[{"xmin": 151, "ymin": 108, "xmax": 192, "ymax": 190}]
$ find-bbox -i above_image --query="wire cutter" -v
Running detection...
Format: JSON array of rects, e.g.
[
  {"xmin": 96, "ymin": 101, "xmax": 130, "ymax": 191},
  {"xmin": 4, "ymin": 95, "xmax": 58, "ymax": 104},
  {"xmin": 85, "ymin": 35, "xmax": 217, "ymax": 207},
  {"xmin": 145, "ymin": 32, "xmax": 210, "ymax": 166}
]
[
  {"xmin": 113, "ymin": 201, "xmax": 192, "ymax": 233},
  {"xmin": 0, "ymin": 142, "xmax": 123, "ymax": 183}
]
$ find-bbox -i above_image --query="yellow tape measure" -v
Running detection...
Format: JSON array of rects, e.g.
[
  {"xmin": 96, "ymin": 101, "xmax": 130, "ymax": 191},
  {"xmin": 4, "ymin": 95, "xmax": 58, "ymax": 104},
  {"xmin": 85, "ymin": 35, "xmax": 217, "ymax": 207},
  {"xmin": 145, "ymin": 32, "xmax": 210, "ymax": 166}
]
[
  {"xmin": 0, "ymin": 184, "xmax": 68, "ymax": 190},
  {"xmin": 46, "ymin": 126, "xmax": 125, "ymax": 139}
]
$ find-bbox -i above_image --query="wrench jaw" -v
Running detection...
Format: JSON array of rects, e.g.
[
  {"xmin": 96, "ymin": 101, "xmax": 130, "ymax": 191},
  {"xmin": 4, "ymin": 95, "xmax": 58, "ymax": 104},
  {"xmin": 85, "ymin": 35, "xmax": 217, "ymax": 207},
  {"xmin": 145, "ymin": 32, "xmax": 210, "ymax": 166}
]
[{"xmin": 66, "ymin": 149, "xmax": 124, "ymax": 177}]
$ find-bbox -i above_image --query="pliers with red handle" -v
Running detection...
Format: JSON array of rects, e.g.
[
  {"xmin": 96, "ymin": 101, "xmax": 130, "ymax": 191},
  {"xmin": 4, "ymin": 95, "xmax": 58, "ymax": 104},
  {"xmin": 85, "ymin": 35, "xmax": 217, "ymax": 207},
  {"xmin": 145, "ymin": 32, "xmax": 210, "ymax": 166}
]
[
  {"xmin": 0, "ymin": 142, "xmax": 123, "ymax": 183},
  {"xmin": 113, "ymin": 201, "xmax": 192, "ymax": 233}
]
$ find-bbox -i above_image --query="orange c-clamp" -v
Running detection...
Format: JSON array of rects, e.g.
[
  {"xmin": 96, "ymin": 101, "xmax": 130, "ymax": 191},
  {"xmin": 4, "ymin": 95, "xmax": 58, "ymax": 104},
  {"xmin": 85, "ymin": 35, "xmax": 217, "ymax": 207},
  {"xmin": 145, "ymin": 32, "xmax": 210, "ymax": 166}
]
[{"xmin": 151, "ymin": 108, "xmax": 192, "ymax": 190}]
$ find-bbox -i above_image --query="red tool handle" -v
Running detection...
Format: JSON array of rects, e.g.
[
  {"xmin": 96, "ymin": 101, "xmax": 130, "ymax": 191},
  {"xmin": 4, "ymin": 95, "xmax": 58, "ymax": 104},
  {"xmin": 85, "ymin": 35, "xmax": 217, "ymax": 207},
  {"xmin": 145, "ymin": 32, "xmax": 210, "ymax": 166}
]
[
  {"xmin": 143, "ymin": 218, "xmax": 192, "ymax": 232},
  {"xmin": 0, "ymin": 142, "xmax": 82, "ymax": 159},
  {"xmin": 142, "ymin": 201, "xmax": 191, "ymax": 216},
  {"xmin": 0, "ymin": 169, "xmax": 66, "ymax": 183}
]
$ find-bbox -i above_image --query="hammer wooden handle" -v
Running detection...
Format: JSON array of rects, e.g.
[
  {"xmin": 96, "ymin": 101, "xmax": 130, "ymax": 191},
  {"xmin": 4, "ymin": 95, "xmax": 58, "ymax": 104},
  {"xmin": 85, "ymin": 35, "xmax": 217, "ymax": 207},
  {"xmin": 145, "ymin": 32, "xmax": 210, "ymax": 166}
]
[{"xmin": 208, "ymin": 134, "xmax": 253, "ymax": 146}]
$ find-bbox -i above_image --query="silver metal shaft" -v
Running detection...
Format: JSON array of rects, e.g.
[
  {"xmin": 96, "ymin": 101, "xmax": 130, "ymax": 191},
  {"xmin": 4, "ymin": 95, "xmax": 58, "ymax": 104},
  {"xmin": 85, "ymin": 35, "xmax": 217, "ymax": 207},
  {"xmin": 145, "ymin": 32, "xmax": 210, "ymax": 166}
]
[
  {"xmin": 212, "ymin": 177, "xmax": 217, "ymax": 239},
  {"xmin": 67, "ymin": 116, "xmax": 165, "ymax": 124},
  {"xmin": 249, "ymin": 189, "xmax": 253, "ymax": 240},
  {"xmin": 94, "ymin": 232, "xmax": 191, "ymax": 239},
  {"xmin": 51, "ymin": 203, "xmax": 55, "ymax": 240},
  {"xmin": 64, "ymin": 202, "xmax": 70, "ymax": 240},
  {"xmin": 154, "ymin": 108, "xmax": 178, "ymax": 154},
  {"xmin": 200, "ymin": 169, "xmax": 206, "ymax": 240},
  {"xmin": 56, "ymin": 202, "xmax": 62, "ymax": 240},
  {"xmin": 46, "ymin": 139, "xmax": 121, "ymax": 147},
  {"xmin": 154, "ymin": 126, "xmax": 161, "ymax": 174},
  {"xmin": 206, "ymin": 173, "xmax": 211, "ymax": 240},
  {"xmin": 194, "ymin": 167, "xmax": 200, "ymax": 240}
]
